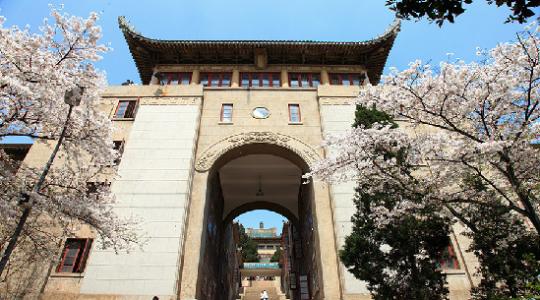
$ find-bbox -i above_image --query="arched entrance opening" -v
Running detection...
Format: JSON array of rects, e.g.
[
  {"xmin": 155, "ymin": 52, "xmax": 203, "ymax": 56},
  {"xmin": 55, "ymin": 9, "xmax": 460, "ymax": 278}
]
[
  {"xmin": 195, "ymin": 144, "xmax": 323, "ymax": 300},
  {"xmin": 233, "ymin": 210, "xmax": 289, "ymax": 298}
]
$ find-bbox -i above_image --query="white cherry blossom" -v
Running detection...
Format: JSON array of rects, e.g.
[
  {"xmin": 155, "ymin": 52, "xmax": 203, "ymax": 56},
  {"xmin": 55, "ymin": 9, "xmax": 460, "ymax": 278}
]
[
  {"xmin": 0, "ymin": 7, "xmax": 139, "ymax": 273},
  {"xmin": 307, "ymin": 24, "xmax": 540, "ymax": 234}
]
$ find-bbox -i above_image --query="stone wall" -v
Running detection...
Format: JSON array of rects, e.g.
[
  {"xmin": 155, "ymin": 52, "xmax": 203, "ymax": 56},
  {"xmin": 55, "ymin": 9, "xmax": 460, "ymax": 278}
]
[
  {"xmin": 79, "ymin": 101, "xmax": 201, "ymax": 298},
  {"xmin": 318, "ymin": 97, "xmax": 371, "ymax": 298}
]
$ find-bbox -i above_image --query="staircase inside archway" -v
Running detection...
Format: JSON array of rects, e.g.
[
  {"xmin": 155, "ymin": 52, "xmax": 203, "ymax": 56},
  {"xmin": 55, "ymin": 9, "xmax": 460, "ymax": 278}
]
[{"xmin": 240, "ymin": 280, "xmax": 286, "ymax": 300}]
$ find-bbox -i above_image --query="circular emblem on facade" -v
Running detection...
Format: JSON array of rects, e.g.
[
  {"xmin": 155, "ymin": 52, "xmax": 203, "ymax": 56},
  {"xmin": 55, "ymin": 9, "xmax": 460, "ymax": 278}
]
[{"xmin": 251, "ymin": 107, "xmax": 270, "ymax": 119}]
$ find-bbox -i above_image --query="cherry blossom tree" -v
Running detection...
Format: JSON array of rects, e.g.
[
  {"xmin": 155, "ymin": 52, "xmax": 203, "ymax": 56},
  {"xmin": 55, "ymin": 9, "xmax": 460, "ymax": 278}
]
[
  {"xmin": 307, "ymin": 24, "xmax": 540, "ymax": 297},
  {"xmin": 0, "ymin": 7, "xmax": 139, "ymax": 278},
  {"xmin": 337, "ymin": 105, "xmax": 451, "ymax": 299}
]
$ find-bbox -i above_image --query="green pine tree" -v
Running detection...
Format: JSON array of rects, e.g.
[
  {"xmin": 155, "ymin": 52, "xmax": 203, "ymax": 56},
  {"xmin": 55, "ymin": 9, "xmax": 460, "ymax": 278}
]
[
  {"xmin": 339, "ymin": 104, "xmax": 450, "ymax": 299},
  {"xmin": 270, "ymin": 247, "xmax": 282, "ymax": 263},
  {"xmin": 238, "ymin": 225, "xmax": 259, "ymax": 262}
]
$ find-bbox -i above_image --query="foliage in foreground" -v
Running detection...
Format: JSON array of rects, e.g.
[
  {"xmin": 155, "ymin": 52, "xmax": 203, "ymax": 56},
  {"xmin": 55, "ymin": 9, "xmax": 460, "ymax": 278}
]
[
  {"xmin": 340, "ymin": 105, "xmax": 450, "ymax": 299},
  {"xmin": 386, "ymin": 0, "xmax": 538, "ymax": 25},
  {"xmin": 0, "ymin": 6, "xmax": 139, "ymax": 288},
  {"xmin": 308, "ymin": 24, "xmax": 540, "ymax": 298}
]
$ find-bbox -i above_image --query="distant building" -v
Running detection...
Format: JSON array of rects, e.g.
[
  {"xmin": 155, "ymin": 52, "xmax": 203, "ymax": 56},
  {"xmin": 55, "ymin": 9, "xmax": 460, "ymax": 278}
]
[{"xmin": 246, "ymin": 222, "xmax": 281, "ymax": 262}]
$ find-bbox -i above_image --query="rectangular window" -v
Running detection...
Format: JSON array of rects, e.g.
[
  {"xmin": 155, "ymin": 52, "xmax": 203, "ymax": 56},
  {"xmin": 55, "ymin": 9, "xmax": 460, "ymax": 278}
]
[
  {"xmin": 288, "ymin": 73, "xmax": 320, "ymax": 88},
  {"xmin": 200, "ymin": 73, "xmax": 209, "ymax": 86},
  {"xmin": 241, "ymin": 73, "xmax": 250, "ymax": 87},
  {"xmin": 86, "ymin": 182, "xmax": 111, "ymax": 196},
  {"xmin": 262, "ymin": 73, "xmax": 270, "ymax": 87},
  {"xmin": 289, "ymin": 74, "xmax": 300, "ymax": 87},
  {"xmin": 240, "ymin": 72, "xmax": 281, "ymax": 87},
  {"xmin": 288, "ymin": 104, "xmax": 301, "ymax": 123},
  {"xmin": 200, "ymin": 72, "xmax": 232, "ymax": 87},
  {"xmin": 56, "ymin": 238, "xmax": 93, "ymax": 273},
  {"xmin": 180, "ymin": 73, "xmax": 191, "ymax": 85},
  {"xmin": 251, "ymin": 74, "xmax": 260, "ymax": 87},
  {"xmin": 221, "ymin": 104, "xmax": 233, "ymax": 123},
  {"xmin": 113, "ymin": 140, "xmax": 125, "ymax": 165},
  {"xmin": 114, "ymin": 100, "xmax": 137, "ymax": 119},
  {"xmin": 272, "ymin": 74, "xmax": 281, "ymax": 87},
  {"xmin": 158, "ymin": 72, "xmax": 192, "ymax": 85},
  {"xmin": 440, "ymin": 243, "xmax": 460, "ymax": 269},
  {"xmin": 329, "ymin": 73, "xmax": 366, "ymax": 86}
]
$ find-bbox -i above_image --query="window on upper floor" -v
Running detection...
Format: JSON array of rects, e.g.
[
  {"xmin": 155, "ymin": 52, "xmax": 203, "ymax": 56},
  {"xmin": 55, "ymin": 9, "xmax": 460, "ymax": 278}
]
[
  {"xmin": 288, "ymin": 73, "xmax": 320, "ymax": 88},
  {"xmin": 158, "ymin": 72, "xmax": 192, "ymax": 85},
  {"xmin": 86, "ymin": 182, "xmax": 111, "ymax": 197},
  {"xmin": 1, "ymin": 145, "xmax": 31, "ymax": 173},
  {"xmin": 221, "ymin": 103, "xmax": 233, "ymax": 123},
  {"xmin": 329, "ymin": 73, "xmax": 366, "ymax": 86},
  {"xmin": 113, "ymin": 140, "xmax": 125, "ymax": 165},
  {"xmin": 439, "ymin": 243, "xmax": 460, "ymax": 270},
  {"xmin": 56, "ymin": 238, "xmax": 93, "ymax": 273},
  {"xmin": 288, "ymin": 104, "xmax": 301, "ymax": 123},
  {"xmin": 114, "ymin": 100, "xmax": 138, "ymax": 119},
  {"xmin": 241, "ymin": 72, "xmax": 281, "ymax": 88},
  {"xmin": 200, "ymin": 72, "xmax": 232, "ymax": 87}
]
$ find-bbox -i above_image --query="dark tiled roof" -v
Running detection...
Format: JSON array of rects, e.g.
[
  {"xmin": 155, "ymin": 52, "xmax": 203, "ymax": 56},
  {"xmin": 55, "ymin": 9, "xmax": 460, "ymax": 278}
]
[{"xmin": 118, "ymin": 16, "xmax": 400, "ymax": 84}]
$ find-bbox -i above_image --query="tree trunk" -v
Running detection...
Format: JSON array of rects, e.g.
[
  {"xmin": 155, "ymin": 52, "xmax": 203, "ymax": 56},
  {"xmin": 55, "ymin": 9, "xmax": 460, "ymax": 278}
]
[
  {"xmin": 0, "ymin": 105, "xmax": 74, "ymax": 276},
  {"xmin": 0, "ymin": 207, "xmax": 31, "ymax": 275}
]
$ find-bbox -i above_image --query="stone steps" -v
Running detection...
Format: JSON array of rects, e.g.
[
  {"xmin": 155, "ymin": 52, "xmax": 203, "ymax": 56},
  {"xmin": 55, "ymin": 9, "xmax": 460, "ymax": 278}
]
[{"xmin": 242, "ymin": 284, "xmax": 278, "ymax": 300}]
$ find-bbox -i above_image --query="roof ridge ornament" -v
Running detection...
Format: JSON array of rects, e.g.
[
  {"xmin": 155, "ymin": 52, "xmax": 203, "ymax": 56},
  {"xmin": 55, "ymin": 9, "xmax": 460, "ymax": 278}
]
[{"xmin": 118, "ymin": 16, "xmax": 141, "ymax": 36}]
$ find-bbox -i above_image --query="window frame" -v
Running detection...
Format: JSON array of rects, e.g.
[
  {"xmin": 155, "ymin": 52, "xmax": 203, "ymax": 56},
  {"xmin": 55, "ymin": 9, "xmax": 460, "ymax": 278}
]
[
  {"xmin": 200, "ymin": 72, "xmax": 232, "ymax": 87},
  {"xmin": 329, "ymin": 73, "xmax": 366, "ymax": 86},
  {"xmin": 113, "ymin": 100, "xmax": 138, "ymax": 119},
  {"xmin": 112, "ymin": 140, "xmax": 125, "ymax": 165},
  {"xmin": 440, "ymin": 243, "xmax": 460, "ymax": 270},
  {"xmin": 288, "ymin": 73, "xmax": 320, "ymax": 88},
  {"xmin": 240, "ymin": 72, "xmax": 281, "ymax": 88},
  {"xmin": 288, "ymin": 104, "xmax": 302, "ymax": 123},
  {"xmin": 56, "ymin": 238, "xmax": 93, "ymax": 273},
  {"xmin": 220, "ymin": 103, "xmax": 234, "ymax": 123},
  {"xmin": 158, "ymin": 72, "xmax": 192, "ymax": 85}
]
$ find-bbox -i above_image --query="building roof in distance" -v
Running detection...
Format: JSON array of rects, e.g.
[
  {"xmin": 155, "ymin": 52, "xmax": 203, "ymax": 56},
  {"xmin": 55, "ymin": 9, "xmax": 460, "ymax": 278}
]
[
  {"xmin": 246, "ymin": 227, "xmax": 277, "ymax": 238},
  {"xmin": 118, "ymin": 16, "xmax": 400, "ymax": 85}
]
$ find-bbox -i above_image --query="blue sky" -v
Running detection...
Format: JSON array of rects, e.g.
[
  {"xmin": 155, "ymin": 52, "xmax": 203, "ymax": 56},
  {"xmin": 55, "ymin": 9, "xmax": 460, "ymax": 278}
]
[
  {"xmin": 1, "ymin": 0, "xmax": 536, "ymax": 230},
  {"xmin": 235, "ymin": 210, "xmax": 287, "ymax": 235},
  {"xmin": 0, "ymin": 0, "xmax": 533, "ymax": 85}
]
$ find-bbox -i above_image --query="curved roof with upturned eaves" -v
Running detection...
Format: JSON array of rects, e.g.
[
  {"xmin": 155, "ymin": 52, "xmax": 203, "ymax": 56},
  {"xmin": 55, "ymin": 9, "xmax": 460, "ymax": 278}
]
[{"xmin": 118, "ymin": 16, "xmax": 400, "ymax": 85}]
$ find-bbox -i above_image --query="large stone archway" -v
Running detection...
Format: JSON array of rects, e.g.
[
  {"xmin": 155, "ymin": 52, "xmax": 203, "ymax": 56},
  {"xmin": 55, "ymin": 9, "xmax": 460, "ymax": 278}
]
[
  {"xmin": 194, "ymin": 131, "xmax": 322, "ymax": 172},
  {"xmin": 179, "ymin": 135, "xmax": 342, "ymax": 300}
]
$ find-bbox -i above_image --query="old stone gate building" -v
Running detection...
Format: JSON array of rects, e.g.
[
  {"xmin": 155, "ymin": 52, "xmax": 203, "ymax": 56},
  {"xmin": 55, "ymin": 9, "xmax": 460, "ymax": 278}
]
[{"xmin": 13, "ymin": 17, "xmax": 477, "ymax": 300}]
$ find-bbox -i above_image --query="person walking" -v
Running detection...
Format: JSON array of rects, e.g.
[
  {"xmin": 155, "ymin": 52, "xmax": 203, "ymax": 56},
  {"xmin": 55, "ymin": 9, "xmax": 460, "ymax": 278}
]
[{"xmin": 260, "ymin": 289, "xmax": 269, "ymax": 300}]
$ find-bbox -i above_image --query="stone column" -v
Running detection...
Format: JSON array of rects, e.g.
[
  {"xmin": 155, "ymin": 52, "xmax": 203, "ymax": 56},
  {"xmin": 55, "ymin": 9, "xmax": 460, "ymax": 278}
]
[
  {"xmin": 150, "ymin": 68, "xmax": 160, "ymax": 85},
  {"xmin": 321, "ymin": 69, "xmax": 330, "ymax": 85},
  {"xmin": 313, "ymin": 182, "xmax": 343, "ymax": 299},
  {"xmin": 191, "ymin": 69, "xmax": 200, "ymax": 85},
  {"xmin": 319, "ymin": 99, "xmax": 371, "ymax": 297},
  {"xmin": 281, "ymin": 69, "xmax": 289, "ymax": 88},
  {"xmin": 231, "ymin": 69, "xmax": 240, "ymax": 88},
  {"xmin": 179, "ymin": 170, "xmax": 209, "ymax": 299}
]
